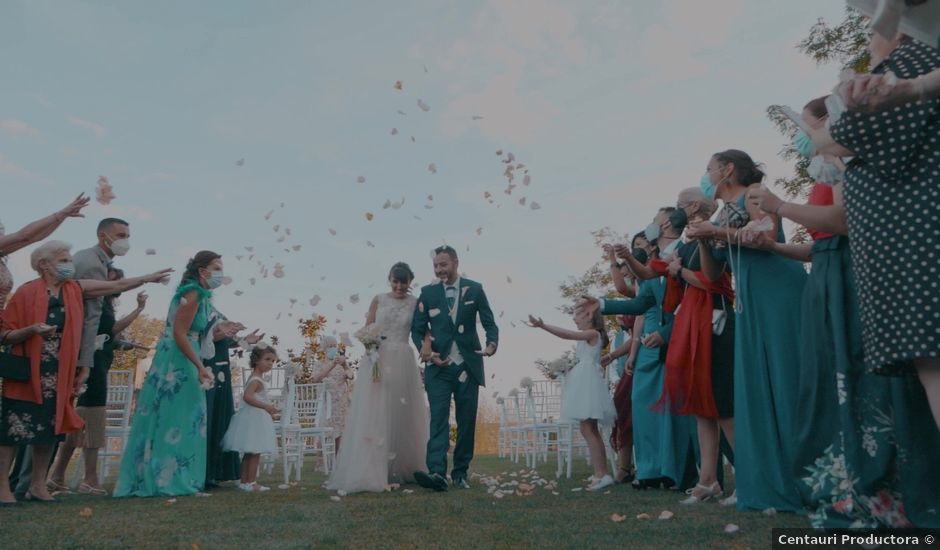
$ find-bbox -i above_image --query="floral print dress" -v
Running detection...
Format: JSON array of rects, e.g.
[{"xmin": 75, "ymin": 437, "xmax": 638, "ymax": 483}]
[
  {"xmin": 0, "ymin": 293, "xmax": 66, "ymax": 445},
  {"xmin": 114, "ymin": 282, "xmax": 211, "ymax": 497}
]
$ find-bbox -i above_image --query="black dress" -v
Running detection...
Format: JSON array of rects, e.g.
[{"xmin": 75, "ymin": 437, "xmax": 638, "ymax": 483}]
[
  {"xmin": 78, "ymin": 299, "xmax": 116, "ymax": 408},
  {"xmin": 204, "ymin": 337, "xmax": 240, "ymax": 483},
  {"xmin": 830, "ymin": 39, "xmax": 940, "ymax": 375},
  {"xmin": 0, "ymin": 294, "xmax": 66, "ymax": 445}
]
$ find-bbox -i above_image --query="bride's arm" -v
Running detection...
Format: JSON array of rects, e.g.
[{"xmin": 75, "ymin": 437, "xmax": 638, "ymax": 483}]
[{"xmin": 365, "ymin": 296, "xmax": 379, "ymax": 326}]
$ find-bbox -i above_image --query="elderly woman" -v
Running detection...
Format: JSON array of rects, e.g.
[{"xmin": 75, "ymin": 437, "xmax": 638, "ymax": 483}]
[{"xmin": 0, "ymin": 240, "xmax": 169, "ymax": 504}]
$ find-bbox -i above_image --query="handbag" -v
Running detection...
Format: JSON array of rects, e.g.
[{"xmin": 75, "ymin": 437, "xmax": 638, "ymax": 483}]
[
  {"xmin": 0, "ymin": 331, "xmax": 30, "ymax": 381},
  {"xmin": 712, "ymin": 294, "xmax": 728, "ymax": 336}
]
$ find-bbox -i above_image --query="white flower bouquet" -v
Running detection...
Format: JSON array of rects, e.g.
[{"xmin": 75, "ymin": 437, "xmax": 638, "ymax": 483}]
[
  {"xmin": 354, "ymin": 323, "xmax": 385, "ymax": 382},
  {"xmin": 535, "ymin": 350, "xmax": 576, "ymax": 380}
]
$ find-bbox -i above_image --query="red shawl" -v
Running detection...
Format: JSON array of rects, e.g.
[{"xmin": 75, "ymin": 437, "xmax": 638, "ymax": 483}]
[
  {"xmin": 2, "ymin": 278, "xmax": 85, "ymax": 435},
  {"xmin": 656, "ymin": 270, "xmax": 733, "ymax": 418},
  {"xmin": 649, "ymin": 258, "xmax": 684, "ymax": 313}
]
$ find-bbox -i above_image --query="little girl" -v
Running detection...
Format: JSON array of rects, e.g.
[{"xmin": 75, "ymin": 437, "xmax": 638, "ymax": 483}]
[
  {"xmin": 527, "ymin": 309, "xmax": 616, "ymax": 491},
  {"xmin": 222, "ymin": 345, "xmax": 279, "ymax": 492}
]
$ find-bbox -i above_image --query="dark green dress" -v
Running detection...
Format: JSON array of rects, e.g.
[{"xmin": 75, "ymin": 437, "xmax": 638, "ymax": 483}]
[
  {"xmin": 794, "ymin": 235, "xmax": 940, "ymax": 528},
  {"xmin": 204, "ymin": 336, "xmax": 240, "ymax": 483},
  {"xmin": 78, "ymin": 299, "xmax": 116, "ymax": 408}
]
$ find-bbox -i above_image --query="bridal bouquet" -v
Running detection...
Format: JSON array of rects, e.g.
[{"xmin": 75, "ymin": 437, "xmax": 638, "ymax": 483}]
[
  {"xmin": 354, "ymin": 323, "xmax": 385, "ymax": 382},
  {"xmin": 535, "ymin": 350, "xmax": 576, "ymax": 380}
]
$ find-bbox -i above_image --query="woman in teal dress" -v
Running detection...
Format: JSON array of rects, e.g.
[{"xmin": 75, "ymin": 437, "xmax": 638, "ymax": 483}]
[
  {"xmin": 688, "ymin": 149, "xmax": 806, "ymax": 512},
  {"xmin": 114, "ymin": 251, "xmax": 223, "ymax": 498},
  {"xmin": 584, "ymin": 210, "xmax": 697, "ymax": 490}
]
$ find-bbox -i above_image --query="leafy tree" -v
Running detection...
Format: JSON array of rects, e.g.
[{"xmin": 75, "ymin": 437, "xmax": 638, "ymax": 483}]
[{"xmin": 111, "ymin": 314, "xmax": 165, "ymax": 371}]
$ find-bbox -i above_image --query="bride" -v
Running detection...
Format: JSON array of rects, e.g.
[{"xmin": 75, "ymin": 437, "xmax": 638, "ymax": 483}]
[{"xmin": 326, "ymin": 262, "xmax": 429, "ymax": 493}]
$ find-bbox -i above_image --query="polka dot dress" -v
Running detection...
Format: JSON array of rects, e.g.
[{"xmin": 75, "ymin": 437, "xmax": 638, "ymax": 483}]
[{"xmin": 830, "ymin": 39, "xmax": 940, "ymax": 375}]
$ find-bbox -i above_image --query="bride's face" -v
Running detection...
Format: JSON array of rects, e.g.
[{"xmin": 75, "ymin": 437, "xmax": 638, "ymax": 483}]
[{"xmin": 389, "ymin": 277, "xmax": 410, "ymax": 298}]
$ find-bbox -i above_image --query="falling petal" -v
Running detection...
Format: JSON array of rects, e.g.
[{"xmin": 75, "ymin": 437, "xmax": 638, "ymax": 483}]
[
  {"xmin": 417, "ymin": 99, "xmax": 430, "ymax": 112},
  {"xmin": 365, "ymin": 212, "xmax": 374, "ymax": 221},
  {"xmin": 724, "ymin": 524, "xmax": 740, "ymax": 534},
  {"xmin": 79, "ymin": 507, "xmax": 94, "ymax": 518},
  {"xmin": 349, "ymin": 294, "xmax": 360, "ymax": 304},
  {"xmin": 276, "ymin": 235, "xmax": 286, "ymax": 243},
  {"xmin": 610, "ymin": 514, "xmax": 626, "ymax": 523},
  {"xmin": 249, "ymin": 278, "xmax": 256, "ymax": 286},
  {"xmin": 472, "ymin": 115, "xmax": 483, "ymax": 120},
  {"xmin": 506, "ymin": 152, "xmax": 515, "ymax": 162},
  {"xmin": 309, "ymin": 295, "xmax": 321, "ymax": 307},
  {"xmin": 636, "ymin": 513, "xmax": 651, "ymax": 520},
  {"xmin": 273, "ymin": 263, "xmax": 285, "ymax": 278},
  {"xmin": 285, "ymin": 227, "xmax": 291, "ymax": 235},
  {"xmin": 235, "ymin": 158, "xmax": 245, "ymax": 166},
  {"xmin": 289, "ymin": 298, "xmax": 297, "ymax": 306},
  {"xmin": 95, "ymin": 176, "xmax": 116, "ymax": 205},
  {"xmin": 519, "ymin": 197, "xmax": 527, "ymax": 206},
  {"xmin": 499, "ymin": 311, "xmax": 504, "ymax": 318},
  {"xmin": 234, "ymin": 290, "xmax": 244, "ymax": 296},
  {"xmin": 145, "ymin": 248, "xmax": 156, "ymax": 255},
  {"xmin": 222, "ymin": 276, "xmax": 233, "ymax": 285},
  {"xmin": 336, "ymin": 304, "xmax": 344, "ymax": 311},
  {"xmin": 273, "ymin": 224, "xmax": 280, "ymax": 232},
  {"xmin": 427, "ymin": 163, "xmax": 437, "ymax": 174},
  {"xmin": 506, "ymin": 276, "xmax": 512, "ymax": 283},
  {"xmin": 292, "ymin": 245, "xmax": 302, "ymax": 251},
  {"xmin": 245, "ymin": 246, "xmax": 254, "ymax": 252},
  {"xmin": 523, "ymin": 174, "xmax": 531, "ymax": 186},
  {"xmin": 530, "ymin": 202, "xmax": 541, "ymax": 211},
  {"xmin": 495, "ymin": 149, "xmax": 503, "ymax": 156},
  {"xmin": 393, "ymin": 80, "xmax": 403, "ymax": 90},
  {"xmin": 424, "ymin": 205, "xmax": 433, "ymax": 210},
  {"xmin": 264, "ymin": 211, "xmax": 273, "ymax": 221},
  {"xmin": 366, "ymin": 241, "xmax": 375, "ymax": 248},
  {"xmin": 276, "ymin": 313, "xmax": 281, "ymax": 320},
  {"xmin": 357, "ymin": 176, "xmax": 366, "ymax": 184},
  {"xmin": 383, "ymin": 200, "xmax": 392, "ymax": 209},
  {"xmin": 390, "ymin": 128, "xmax": 398, "ymax": 135},
  {"xmin": 411, "ymin": 136, "xmax": 416, "ymax": 143},
  {"xmin": 397, "ymin": 110, "xmax": 406, "ymax": 116},
  {"xmin": 658, "ymin": 511, "xmax": 674, "ymax": 520},
  {"xmin": 235, "ymin": 255, "xmax": 243, "ymax": 261},
  {"xmin": 476, "ymin": 227, "xmax": 483, "ymax": 236},
  {"xmin": 330, "ymin": 496, "xmax": 341, "ymax": 502},
  {"xmin": 427, "ymin": 194, "xmax": 433, "ymax": 201},
  {"xmin": 413, "ymin": 215, "xmax": 422, "ymax": 221},
  {"xmin": 329, "ymin": 228, "xmax": 337, "ymax": 236}
]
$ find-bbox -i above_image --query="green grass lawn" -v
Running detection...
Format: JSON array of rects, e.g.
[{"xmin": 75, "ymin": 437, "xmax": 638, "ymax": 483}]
[{"xmin": 2, "ymin": 455, "xmax": 807, "ymax": 549}]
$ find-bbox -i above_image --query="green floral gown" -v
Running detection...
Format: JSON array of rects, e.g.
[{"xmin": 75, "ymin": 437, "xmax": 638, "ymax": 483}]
[{"xmin": 114, "ymin": 283, "xmax": 211, "ymax": 497}]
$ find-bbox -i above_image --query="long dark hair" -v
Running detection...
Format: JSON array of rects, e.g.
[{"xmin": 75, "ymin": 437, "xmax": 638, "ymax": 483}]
[
  {"xmin": 713, "ymin": 149, "xmax": 765, "ymax": 186},
  {"xmin": 181, "ymin": 250, "xmax": 221, "ymax": 286},
  {"xmin": 388, "ymin": 261, "xmax": 415, "ymax": 284}
]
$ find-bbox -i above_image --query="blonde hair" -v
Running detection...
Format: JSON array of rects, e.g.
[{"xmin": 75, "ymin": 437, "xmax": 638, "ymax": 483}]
[{"xmin": 30, "ymin": 240, "xmax": 72, "ymax": 273}]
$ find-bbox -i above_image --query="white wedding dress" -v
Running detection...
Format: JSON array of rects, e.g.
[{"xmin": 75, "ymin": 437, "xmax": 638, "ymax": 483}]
[{"xmin": 326, "ymin": 294, "xmax": 430, "ymax": 493}]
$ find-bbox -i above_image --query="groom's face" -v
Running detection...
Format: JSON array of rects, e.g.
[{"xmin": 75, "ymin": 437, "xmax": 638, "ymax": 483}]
[{"xmin": 434, "ymin": 253, "xmax": 458, "ymax": 284}]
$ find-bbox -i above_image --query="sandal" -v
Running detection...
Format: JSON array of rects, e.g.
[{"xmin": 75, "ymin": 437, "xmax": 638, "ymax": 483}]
[
  {"xmin": 680, "ymin": 482, "xmax": 722, "ymax": 505},
  {"xmin": 77, "ymin": 483, "xmax": 108, "ymax": 496},
  {"xmin": 614, "ymin": 467, "xmax": 636, "ymax": 484},
  {"xmin": 46, "ymin": 479, "xmax": 70, "ymax": 493},
  {"xmin": 24, "ymin": 490, "xmax": 58, "ymax": 503}
]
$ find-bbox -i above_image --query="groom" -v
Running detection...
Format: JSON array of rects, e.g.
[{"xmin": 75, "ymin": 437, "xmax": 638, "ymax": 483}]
[{"xmin": 411, "ymin": 245, "xmax": 498, "ymax": 491}]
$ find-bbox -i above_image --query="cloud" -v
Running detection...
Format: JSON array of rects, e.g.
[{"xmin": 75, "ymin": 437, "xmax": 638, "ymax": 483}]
[
  {"xmin": 67, "ymin": 115, "xmax": 107, "ymax": 137},
  {"xmin": 0, "ymin": 119, "xmax": 40, "ymax": 138},
  {"xmin": 86, "ymin": 202, "xmax": 155, "ymax": 222},
  {"xmin": 132, "ymin": 171, "xmax": 177, "ymax": 185},
  {"xmin": 0, "ymin": 153, "xmax": 52, "ymax": 186}
]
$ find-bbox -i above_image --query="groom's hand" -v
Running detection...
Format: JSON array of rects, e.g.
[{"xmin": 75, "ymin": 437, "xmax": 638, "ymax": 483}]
[{"xmin": 476, "ymin": 342, "xmax": 497, "ymax": 357}]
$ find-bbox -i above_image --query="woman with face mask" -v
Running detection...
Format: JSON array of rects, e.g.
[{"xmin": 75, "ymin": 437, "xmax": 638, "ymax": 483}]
[
  {"xmin": 685, "ymin": 149, "xmax": 807, "ymax": 512},
  {"xmin": 114, "ymin": 251, "xmax": 225, "ymax": 498},
  {"xmin": 752, "ymin": 48, "xmax": 940, "ymax": 528},
  {"xmin": 0, "ymin": 241, "xmax": 168, "ymax": 504}
]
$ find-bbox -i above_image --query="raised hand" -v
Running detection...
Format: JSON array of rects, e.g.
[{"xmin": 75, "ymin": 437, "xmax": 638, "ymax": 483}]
[
  {"xmin": 667, "ymin": 256, "xmax": 682, "ymax": 278},
  {"xmin": 58, "ymin": 193, "xmax": 91, "ymax": 219},
  {"xmin": 685, "ymin": 221, "xmax": 714, "ymax": 241},
  {"xmin": 242, "ymin": 329, "xmax": 264, "ymax": 345},
  {"xmin": 32, "ymin": 323, "xmax": 56, "ymax": 338},
  {"xmin": 612, "ymin": 244, "xmax": 631, "ymax": 260},
  {"xmin": 136, "ymin": 291, "xmax": 148, "ymax": 310},
  {"xmin": 749, "ymin": 185, "xmax": 784, "ymax": 215},
  {"xmin": 145, "ymin": 268, "xmax": 174, "ymax": 284},
  {"xmin": 524, "ymin": 315, "xmax": 544, "ymax": 329},
  {"xmin": 600, "ymin": 354, "xmax": 614, "ymax": 368},
  {"xmin": 839, "ymin": 73, "xmax": 916, "ymax": 113}
]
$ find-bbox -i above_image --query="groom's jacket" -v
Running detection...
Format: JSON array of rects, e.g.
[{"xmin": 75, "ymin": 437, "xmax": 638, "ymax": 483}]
[{"xmin": 411, "ymin": 277, "xmax": 498, "ymax": 387}]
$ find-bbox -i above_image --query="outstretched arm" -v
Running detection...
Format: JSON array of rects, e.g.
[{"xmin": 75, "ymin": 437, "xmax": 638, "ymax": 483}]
[
  {"xmin": 526, "ymin": 316, "xmax": 598, "ymax": 344},
  {"xmin": 0, "ymin": 194, "xmax": 90, "ymax": 256}
]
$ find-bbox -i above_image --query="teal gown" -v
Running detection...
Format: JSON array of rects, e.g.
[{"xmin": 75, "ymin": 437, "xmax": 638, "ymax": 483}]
[
  {"xmin": 793, "ymin": 236, "xmax": 940, "ymax": 528},
  {"xmin": 722, "ymin": 198, "xmax": 806, "ymax": 512},
  {"xmin": 114, "ymin": 282, "xmax": 211, "ymax": 498},
  {"xmin": 602, "ymin": 278, "xmax": 696, "ymax": 487}
]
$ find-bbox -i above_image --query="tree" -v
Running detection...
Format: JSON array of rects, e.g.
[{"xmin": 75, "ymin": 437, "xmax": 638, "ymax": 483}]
[{"xmin": 111, "ymin": 314, "xmax": 165, "ymax": 371}]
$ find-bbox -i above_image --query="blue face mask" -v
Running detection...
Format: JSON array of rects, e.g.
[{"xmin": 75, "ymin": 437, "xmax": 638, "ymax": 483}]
[
  {"xmin": 793, "ymin": 130, "xmax": 815, "ymax": 158},
  {"xmin": 53, "ymin": 262, "xmax": 76, "ymax": 281},
  {"xmin": 644, "ymin": 222, "xmax": 661, "ymax": 243},
  {"xmin": 700, "ymin": 173, "xmax": 717, "ymax": 200},
  {"xmin": 207, "ymin": 270, "xmax": 225, "ymax": 289}
]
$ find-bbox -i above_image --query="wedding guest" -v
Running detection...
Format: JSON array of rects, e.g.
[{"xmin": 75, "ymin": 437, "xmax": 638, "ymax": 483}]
[
  {"xmin": 114, "ymin": 251, "xmax": 223, "ymax": 498},
  {"xmin": 222, "ymin": 345, "xmax": 279, "ymax": 493},
  {"xmin": 526, "ymin": 310, "xmax": 615, "ymax": 491},
  {"xmin": 310, "ymin": 345, "xmax": 354, "ymax": 452},
  {"xmin": 48, "ymin": 267, "xmax": 148, "ymax": 496},
  {"xmin": 0, "ymin": 240, "xmax": 169, "ymax": 504},
  {"xmin": 685, "ymin": 149, "xmax": 806, "ymax": 512},
  {"xmin": 809, "ymin": 33, "xmax": 940, "ymax": 436},
  {"xmin": 660, "ymin": 188, "xmax": 736, "ymax": 505},
  {"xmin": 1, "ymin": 195, "xmax": 89, "ymax": 494}
]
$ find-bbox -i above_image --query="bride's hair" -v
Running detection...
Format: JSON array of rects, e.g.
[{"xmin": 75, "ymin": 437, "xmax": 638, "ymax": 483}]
[{"xmin": 388, "ymin": 262, "xmax": 414, "ymax": 284}]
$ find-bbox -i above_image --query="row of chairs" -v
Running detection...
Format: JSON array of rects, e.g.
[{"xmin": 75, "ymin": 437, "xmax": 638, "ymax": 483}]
[{"xmin": 498, "ymin": 379, "xmax": 617, "ymax": 479}]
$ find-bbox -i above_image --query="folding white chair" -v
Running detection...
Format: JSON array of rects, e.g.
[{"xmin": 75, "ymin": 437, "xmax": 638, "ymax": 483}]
[
  {"xmin": 294, "ymin": 382, "xmax": 335, "ymax": 474},
  {"xmin": 72, "ymin": 369, "xmax": 134, "ymax": 486}
]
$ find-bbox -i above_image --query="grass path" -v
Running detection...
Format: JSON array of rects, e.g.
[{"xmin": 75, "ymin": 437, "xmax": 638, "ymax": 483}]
[{"xmin": 2, "ymin": 455, "xmax": 806, "ymax": 548}]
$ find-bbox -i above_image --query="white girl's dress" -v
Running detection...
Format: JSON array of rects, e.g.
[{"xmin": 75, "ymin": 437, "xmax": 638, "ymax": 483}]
[
  {"xmin": 222, "ymin": 375, "xmax": 278, "ymax": 454},
  {"xmin": 560, "ymin": 339, "xmax": 616, "ymax": 424}
]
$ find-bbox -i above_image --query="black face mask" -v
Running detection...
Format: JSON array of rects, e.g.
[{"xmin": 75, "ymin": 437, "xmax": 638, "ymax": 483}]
[
  {"xmin": 668, "ymin": 208, "xmax": 688, "ymax": 232},
  {"xmin": 631, "ymin": 248, "xmax": 649, "ymax": 265}
]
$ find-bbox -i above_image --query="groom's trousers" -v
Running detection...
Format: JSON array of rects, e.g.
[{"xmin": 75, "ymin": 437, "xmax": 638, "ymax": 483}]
[{"xmin": 425, "ymin": 362, "xmax": 479, "ymax": 480}]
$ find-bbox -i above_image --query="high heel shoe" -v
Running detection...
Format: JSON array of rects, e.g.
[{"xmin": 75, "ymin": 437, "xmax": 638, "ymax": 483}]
[
  {"xmin": 24, "ymin": 490, "xmax": 58, "ymax": 503},
  {"xmin": 679, "ymin": 482, "xmax": 722, "ymax": 505},
  {"xmin": 614, "ymin": 467, "xmax": 636, "ymax": 484}
]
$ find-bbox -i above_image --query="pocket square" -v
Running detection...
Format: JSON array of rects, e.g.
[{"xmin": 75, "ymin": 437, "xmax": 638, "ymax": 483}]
[
  {"xmin": 463, "ymin": 300, "xmax": 475, "ymax": 305},
  {"xmin": 429, "ymin": 308, "xmax": 441, "ymax": 318}
]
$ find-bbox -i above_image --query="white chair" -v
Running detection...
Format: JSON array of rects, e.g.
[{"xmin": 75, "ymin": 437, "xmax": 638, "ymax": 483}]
[
  {"xmin": 294, "ymin": 382, "xmax": 335, "ymax": 474},
  {"xmin": 72, "ymin": 369, "xmax": 134, "ymax": 487},
  {"xmin": 520, "ymin": 380, "xmax": 563, "ymax": 468}
]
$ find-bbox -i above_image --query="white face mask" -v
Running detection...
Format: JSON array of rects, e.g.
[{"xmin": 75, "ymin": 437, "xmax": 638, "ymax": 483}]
[{"xmin": 109, "ymin": 237, "xmax": 130, "ymax": 256}]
